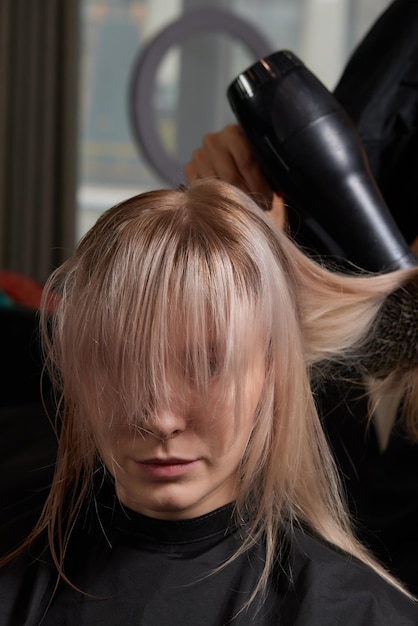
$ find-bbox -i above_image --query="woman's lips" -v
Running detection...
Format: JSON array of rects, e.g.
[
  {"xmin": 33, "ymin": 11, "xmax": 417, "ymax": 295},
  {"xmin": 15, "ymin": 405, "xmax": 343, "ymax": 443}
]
[{"xmin": 133, "ymin": 458, "xmax": 200, "ymax": 478}]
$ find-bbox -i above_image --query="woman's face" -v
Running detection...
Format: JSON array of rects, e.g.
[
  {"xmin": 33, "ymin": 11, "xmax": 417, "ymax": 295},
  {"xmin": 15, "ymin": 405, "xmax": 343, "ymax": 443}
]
[{"xmin": 94, "ymin": 355, "xmax": 265, "ymax": 520}]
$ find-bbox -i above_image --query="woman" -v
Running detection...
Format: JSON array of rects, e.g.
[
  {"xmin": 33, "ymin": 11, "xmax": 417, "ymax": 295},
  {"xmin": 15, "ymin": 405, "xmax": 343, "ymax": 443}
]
[{"xmin": 1, "ymin": 179, "xmax": 417, "ymax": 625}]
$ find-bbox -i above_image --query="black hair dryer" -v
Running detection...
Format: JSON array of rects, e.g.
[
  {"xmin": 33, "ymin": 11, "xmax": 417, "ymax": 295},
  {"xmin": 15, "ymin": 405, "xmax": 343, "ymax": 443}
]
[{"xmin": 227, "ymin": 50, "xmax": 417, "ymax": 272}]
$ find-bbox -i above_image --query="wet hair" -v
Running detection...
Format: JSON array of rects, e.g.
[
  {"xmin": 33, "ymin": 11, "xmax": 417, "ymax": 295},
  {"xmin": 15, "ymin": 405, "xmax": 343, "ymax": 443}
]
[{"xmin": 4, "ymin": 179, "xmax": 418, "ymax": 603}]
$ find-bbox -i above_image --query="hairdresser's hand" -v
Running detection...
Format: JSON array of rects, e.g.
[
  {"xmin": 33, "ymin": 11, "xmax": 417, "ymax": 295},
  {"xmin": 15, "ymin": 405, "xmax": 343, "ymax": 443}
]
[{"xmin": 184, "ymin": 124, "xmax": 286, "ymax": 229}]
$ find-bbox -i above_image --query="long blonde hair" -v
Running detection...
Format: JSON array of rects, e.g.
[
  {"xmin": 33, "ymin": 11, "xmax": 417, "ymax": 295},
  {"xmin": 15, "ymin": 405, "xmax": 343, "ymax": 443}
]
[{"xmin": 4, "ymin": 179, "xmax": 418, "ymax": 603}]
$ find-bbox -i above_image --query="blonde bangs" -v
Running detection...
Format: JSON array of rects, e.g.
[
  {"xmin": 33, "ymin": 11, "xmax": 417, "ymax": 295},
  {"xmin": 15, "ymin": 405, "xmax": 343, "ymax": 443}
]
[{"xmin": 44, "ymin": 184, "xmax": 278, "ymax": 436}]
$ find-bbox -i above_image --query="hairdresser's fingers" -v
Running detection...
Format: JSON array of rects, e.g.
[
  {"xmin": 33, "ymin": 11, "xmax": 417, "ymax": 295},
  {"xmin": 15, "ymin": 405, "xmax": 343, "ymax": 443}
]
[
  {"xmin": 184, "ymin": 129, "xmax": 240, "ymax": 184},
  {"xmin": 185, "ymin": 124, "xmax": 259, "ymax": 191},
  {"xmin": 184, "ymin": 145, "xmax": 223, "ymax": 181},
  {"xmin": 204, "ymin": 126, "xmax": 288, "ymax": 223},
  {"xmin": 183, "ymin": 158, "xmax": 198, "ymax": 182},
  {"xmin": 185, "ymin": 139, "xmax": 286, "ymax": 229},
  {"xmin": 269, "ymin": 194, "xmax": 287, "ymax": 230},
  {"xmin": 203, "ymin": 125, "xmax": 274, "ymax": 198},
  {"xmin": 185, "ymin": 125, "xmax": 275, "ymax": 207}
]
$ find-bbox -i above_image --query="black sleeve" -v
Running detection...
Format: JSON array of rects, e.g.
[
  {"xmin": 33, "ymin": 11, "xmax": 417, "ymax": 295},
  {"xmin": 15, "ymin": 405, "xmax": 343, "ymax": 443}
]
[{"xmin": 334, "ymin": 0, "xmax": 418, "ymax": 245}]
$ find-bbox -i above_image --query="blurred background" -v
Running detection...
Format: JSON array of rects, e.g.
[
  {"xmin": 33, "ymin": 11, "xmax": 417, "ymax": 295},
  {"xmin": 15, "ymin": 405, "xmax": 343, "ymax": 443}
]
[{"xmin": 0, "ymin": 0, "xmax": 391, "ymax": 283}]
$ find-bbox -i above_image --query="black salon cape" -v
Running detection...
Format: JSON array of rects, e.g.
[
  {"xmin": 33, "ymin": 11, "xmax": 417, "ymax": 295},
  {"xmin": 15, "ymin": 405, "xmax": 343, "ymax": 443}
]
[{"xmin": 1, "ymin": 494, "xmax": 417, "ymax": 626}]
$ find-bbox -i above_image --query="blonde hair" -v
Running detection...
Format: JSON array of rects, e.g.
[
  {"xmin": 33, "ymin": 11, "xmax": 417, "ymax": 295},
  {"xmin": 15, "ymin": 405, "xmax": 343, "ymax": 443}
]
[{"xmin": 4, "ymin": 179, "xmax": 418, "ymax": 604}]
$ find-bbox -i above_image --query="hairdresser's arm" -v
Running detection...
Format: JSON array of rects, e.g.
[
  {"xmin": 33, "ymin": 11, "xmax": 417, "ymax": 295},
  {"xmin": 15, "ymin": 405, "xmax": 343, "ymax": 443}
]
[{"xmin": 184, "ymin": 124, "xmax": 286, "ymax": 229}]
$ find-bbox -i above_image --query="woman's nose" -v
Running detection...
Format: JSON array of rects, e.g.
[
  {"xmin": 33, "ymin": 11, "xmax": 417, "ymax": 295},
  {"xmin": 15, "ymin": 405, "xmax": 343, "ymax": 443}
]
[{"xmin": 148, "ymin": 405, "xmax": 187, "ymax": 441}]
